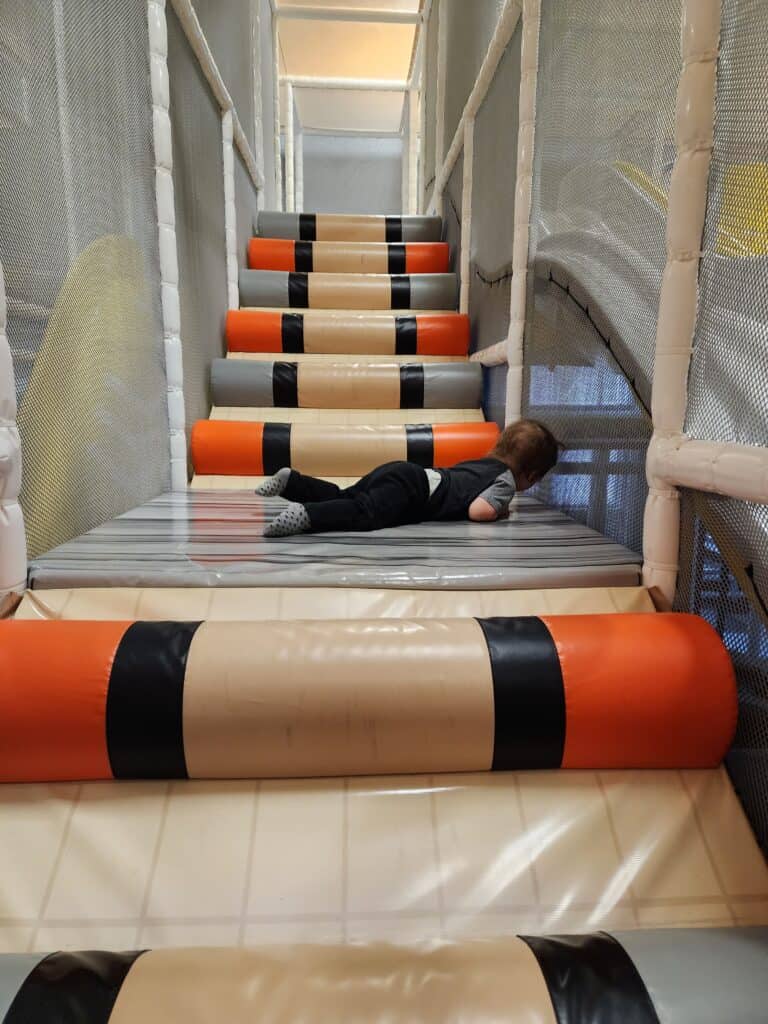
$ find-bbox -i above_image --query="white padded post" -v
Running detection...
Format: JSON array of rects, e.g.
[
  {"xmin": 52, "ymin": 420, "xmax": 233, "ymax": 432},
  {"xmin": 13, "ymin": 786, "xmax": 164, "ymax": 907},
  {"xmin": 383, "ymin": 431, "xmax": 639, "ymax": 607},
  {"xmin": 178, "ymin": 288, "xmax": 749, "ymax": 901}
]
[
  {"xmin": 250, "ymin": 0, "xmax": 266, "ymax": 210},
  {"xmin": 295, "ymin": 130, "xmax": 304, "ymax": 213},
  {"xmin": 459, "ymin": 117, "xmax": 474, "ymax": 315},
  {"xmin": 408, "ymin": 86, "xmax": 419, "ymax": 215},
  {"xmin": 272, "ymin": 13, "xmax": 283, "ymax": 211},
  {"xmin": 0, "ymin": 259, "xmax": 27, "ymax": 606},
  {"xmin": 432, "ymin": 0, "xmax": 447, "ymax": 217},
  {"xmin": 505, "ymin": 0, "xmax": 539, "ymax": 422},
  {"xmin": 148, "ymin": 0, "xmax": 187, "ymax": 491},
  {"xmin": 285, "ymin": 81, "xmax": 295, "ymax": 213},
  {"xmin": 642, "ymin": 0, "xmax": 722, "ymax": 602},
  {"xmin": 222, "ymin": 110, "xmax": 239, "ymax": 309}
]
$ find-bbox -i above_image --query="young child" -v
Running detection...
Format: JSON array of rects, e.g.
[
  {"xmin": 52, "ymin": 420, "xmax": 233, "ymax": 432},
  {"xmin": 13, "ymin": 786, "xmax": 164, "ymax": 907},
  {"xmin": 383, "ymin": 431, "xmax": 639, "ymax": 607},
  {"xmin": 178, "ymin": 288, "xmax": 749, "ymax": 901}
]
[{"xmin": 258, "ymin": 418, "xmax": 560, "ymax": 537}]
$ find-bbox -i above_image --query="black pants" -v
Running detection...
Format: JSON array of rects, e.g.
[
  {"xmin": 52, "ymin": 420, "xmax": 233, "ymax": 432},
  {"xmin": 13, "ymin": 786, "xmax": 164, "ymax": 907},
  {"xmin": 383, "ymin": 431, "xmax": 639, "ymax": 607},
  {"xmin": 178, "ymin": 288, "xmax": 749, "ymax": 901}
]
[{"xmin": 284, "ymin": 461, "xmax": 431, "ymax": 532}]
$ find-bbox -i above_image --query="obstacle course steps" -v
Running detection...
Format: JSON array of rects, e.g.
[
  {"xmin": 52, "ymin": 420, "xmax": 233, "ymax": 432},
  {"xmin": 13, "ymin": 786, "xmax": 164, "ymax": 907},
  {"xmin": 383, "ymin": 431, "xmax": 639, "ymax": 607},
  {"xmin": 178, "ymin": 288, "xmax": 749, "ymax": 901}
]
[
  {"xmin": 257, "ymin": 211, "xmax": 443, "ymax": 243},
  {"xmin": 249, "ymin": 238, "xmax": 450, "ymax": 275},
  {"xmin": 239, "ymin": 269, "xmax": 458, "ymax": 311}
]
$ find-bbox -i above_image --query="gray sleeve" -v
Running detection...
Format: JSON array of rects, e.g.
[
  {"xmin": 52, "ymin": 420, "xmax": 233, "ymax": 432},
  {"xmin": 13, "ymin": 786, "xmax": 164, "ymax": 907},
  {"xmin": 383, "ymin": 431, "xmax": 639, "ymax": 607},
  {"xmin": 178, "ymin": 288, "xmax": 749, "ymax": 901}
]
[{"xmin": 476, "ymin": 471, "xmax": 517, "ymax": 515}]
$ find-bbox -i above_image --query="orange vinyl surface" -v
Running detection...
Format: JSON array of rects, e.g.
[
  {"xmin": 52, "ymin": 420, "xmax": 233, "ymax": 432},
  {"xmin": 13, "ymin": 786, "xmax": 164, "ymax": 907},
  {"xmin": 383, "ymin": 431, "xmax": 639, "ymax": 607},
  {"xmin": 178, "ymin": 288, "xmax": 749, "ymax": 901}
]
[
  {"xmin": 0, "ymin": 620, "xmax": 129, "ymax": 781},
  {"xmin": 191, "ymin": 421, "xmax": 265, "ymax": 476},
  {"xmin": 248, "ymin": 238, "xmax": 296, "ymax": 272},
  {"xmin": 432, "ymin": 423, "xmax": 500, "ymax": 466},
  {"xmin": 405, "ymin": 243, "xmax": 450, "ymax": 274},
  {"xmin": 544, "ymin": 613, "xmax": 738, "ymax": 769},
  {"xmin": 225, "ymin": 310, "xmax": 284, "ymax": 352},
  {"xmin": 416, "ymin": 314, "xmax": 470, "ymax": 355}
]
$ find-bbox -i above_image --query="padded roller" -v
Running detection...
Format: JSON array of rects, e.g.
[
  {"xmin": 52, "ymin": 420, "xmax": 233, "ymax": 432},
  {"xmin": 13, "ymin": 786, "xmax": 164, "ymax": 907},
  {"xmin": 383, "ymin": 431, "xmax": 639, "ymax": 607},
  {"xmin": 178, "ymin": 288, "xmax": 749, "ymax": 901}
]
[
  {"xmin": 256, "ymin": 211, "xmax": 443, "ymax": 242},
  {"xmin": 226, "ymin": 310, "xmax": 470, "ymax": 356},
  {"xmin": 239, "ymin": 270, "xmax": 458, "ymax": 311},
  {"xmin": 3, "ymin": 930, "xmax": 767, "ymax": 1023},
  {"xmin": 248, "ymin": 238, "xmax": 450, "ymax": 275},
  {"xmin": 210, "ymin": 359, "xmax": 483, "ymax": 410},
  {"xmin": 0, "ymin": 615, "xmax": 736, "ymax": 782},
  {"xmin": 190, "ymin": 420, "xmax": 500, "ymax": 476}
]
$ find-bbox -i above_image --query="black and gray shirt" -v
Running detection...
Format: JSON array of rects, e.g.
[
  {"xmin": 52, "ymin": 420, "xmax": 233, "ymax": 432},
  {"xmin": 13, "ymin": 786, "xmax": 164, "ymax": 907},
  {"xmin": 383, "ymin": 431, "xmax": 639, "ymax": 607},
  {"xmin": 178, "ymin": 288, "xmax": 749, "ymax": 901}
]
[{"xmin": 424, "ymin": 457, "xmax": 517, "ymax": 522}]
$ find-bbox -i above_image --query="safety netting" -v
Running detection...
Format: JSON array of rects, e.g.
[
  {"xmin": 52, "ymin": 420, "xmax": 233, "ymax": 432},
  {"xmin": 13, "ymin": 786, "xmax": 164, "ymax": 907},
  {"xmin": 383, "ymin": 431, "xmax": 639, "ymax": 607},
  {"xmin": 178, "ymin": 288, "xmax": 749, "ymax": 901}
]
[
  {"xmin": 0, "ymin": 0, "xmax": 170, "ymax": 558},
  {"xmin": 522, "ymin": 0, "xmax": 679, "ymax": 554},
  {"xmin": 444, "ymin": 152, "xmax": 463, "ymax": 275},
  {"xmin": 235, "ymin": 146, "xmax": 259, "ymax": 268},
  {"xmin": 168, "ymin": 6, "xmax": 228, "ymax": 444},
  {"xmin": 259, "ymin": 0, "xmax": 277, "ymax": 210}
]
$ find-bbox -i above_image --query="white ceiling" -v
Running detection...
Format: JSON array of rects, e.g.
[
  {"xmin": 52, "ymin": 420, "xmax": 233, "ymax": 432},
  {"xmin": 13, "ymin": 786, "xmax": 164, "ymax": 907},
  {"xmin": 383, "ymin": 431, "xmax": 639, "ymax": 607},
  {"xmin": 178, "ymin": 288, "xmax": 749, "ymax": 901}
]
[{"xmin": 276, "ymin": 1, "xmax": 422, "ymax": 134}]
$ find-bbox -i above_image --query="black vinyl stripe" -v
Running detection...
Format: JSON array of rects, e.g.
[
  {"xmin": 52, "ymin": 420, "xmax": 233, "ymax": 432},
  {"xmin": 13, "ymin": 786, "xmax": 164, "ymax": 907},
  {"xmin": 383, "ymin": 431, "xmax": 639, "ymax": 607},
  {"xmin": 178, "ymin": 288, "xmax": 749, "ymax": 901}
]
[
  {"xmin": 272, "ymin": 362, "xmax": 299, "ymax": 406},
  {"xmin": 3, "ymin": 951, "xmax": 146, "ymax": 1024},
  {"xmin": 288, "ymin": 272, "xmax": 309, "ymax": 308},
  {"xmin": 107, "ymin": 622, "xmax": 200, "ymax": 779},
  {"xmin": 299, "ymin": 213, "xmax": 316, "ymax": 241},
  {"xmin": 391, "ymin": 275, "xmax": 411, "ymax": 310},
  {"xmin": 405, "ymin": 424, "xmax": 434, "ymax": 467},
  {"xmin": 399, "ymin": 364, "xmax": 425, "ymax": 409},
  {"xmin": 386, "ymin": 215, "xmax": 403, "ymax": 242},
  {"xmin": 476, "ymin": 617, "xmax": 565, "ymax": 770},
  {"xmin": 388, "ymin": 243, "xmax": 406, "ymax": 275},
  {"xmin": 263, "ymin": 422, "xmax": 292, "ymax": 473},
  {"xmin": 294, "ymin": 241, "xmax": 314, "ymax": 273},
  {"xmin": 281, "ymin": 313, "xmax": 304, "ymax": 353},
  {"xmin": 520, "ymin": 933, "xmax": 661, "ymax": 1024},
  {"xmin": 395, "ymin": 315, "xmax": 418, "ymax": 355}
]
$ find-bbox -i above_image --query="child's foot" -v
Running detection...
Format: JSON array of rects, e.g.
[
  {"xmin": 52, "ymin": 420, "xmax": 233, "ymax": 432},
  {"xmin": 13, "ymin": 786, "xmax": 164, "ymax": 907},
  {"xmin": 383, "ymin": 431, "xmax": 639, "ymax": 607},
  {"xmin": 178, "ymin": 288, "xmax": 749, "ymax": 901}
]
[
  {"xmin": 255, "ymin": 467, "xmax": 292, "ymax": 497},
  {"xmin": 263, "ymin": 502, "xmax": 311, "ymax": 538}
]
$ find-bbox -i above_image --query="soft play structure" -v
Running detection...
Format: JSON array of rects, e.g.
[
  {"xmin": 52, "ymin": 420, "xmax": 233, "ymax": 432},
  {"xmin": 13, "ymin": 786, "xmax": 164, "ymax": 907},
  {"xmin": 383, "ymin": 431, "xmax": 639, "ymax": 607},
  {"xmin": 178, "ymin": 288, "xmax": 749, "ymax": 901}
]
[{"xmin": 0, "ymin": 0, "xmax": 767, "ymax": 1020}]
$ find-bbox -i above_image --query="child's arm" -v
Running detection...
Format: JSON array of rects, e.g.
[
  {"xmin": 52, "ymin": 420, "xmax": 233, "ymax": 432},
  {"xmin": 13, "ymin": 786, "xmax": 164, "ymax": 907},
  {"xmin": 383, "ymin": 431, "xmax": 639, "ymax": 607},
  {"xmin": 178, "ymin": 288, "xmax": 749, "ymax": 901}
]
[{"xmin": 468, "ymin": 471, "xmax": 516, "ymax": 521}]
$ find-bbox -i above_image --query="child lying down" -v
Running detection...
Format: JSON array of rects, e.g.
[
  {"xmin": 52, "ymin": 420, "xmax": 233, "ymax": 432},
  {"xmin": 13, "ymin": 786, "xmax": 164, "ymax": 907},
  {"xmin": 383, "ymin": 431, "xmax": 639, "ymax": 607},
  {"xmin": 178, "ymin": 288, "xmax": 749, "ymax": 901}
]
[{"xmin": 258, "ymin": 418, "xmax": 560, "ymax": 537}]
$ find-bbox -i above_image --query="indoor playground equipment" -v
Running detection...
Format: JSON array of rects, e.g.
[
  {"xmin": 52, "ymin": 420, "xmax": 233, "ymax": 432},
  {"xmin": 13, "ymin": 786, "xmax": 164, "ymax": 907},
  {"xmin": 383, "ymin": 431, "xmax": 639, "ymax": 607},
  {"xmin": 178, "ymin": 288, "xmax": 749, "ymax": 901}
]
[{"xmin": 0, "ymin": 0, "xmax": 767, "ymax": 1020}]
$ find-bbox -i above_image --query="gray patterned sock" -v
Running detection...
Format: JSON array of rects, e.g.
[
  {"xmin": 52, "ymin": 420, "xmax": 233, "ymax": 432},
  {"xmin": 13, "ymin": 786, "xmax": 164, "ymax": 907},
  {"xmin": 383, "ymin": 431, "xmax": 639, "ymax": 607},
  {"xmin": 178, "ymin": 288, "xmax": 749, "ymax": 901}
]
[
  {"xmin": 263, "ymin": 502, "xmax": 312, "ymax": 538},
  {"xmin": 255, "ymin": 467, "xmax": 292, "ymax": 497}
]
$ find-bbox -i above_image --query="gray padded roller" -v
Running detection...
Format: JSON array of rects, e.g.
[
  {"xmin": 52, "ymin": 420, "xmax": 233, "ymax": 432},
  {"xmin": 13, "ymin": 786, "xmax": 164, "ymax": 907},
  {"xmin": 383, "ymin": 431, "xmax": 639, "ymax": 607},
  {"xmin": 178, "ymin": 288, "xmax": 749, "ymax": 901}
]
[
  {"xmin": 614, "ymin": 928, "xmax": 768, "ymax": 1024},
  {"xmin": 239, "ymin": 269, "xmax": 289, "ymax": 308},
  {"xmin": 401, "ymin": 216, "xmax": 443, "ymax": 242},
  {"xmin": 409, "ymin": 274, "xmax": 458, "ymax": 310},
  {"xmin": 423, "ymin": 363, "xmax": 482, "ymax": 408},
  {"xmin": 211, "ymin": 359, "xmax": 274, "ymax": 407},
  {"xmin": 256, "ymin": 211, "xmax": 442, "ymax": 242},
  {"xmin": 257, "ymin": 212, "xmax": 301, "ymax": 239}
]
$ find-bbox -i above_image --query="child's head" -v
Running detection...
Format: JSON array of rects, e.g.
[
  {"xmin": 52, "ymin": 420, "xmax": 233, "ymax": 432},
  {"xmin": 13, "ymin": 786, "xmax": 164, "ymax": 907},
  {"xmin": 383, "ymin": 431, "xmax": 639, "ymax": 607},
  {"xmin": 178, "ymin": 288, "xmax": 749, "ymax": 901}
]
[{"xmin": 491, "ymin": 419, "xmax": 560, "ymax": 491}]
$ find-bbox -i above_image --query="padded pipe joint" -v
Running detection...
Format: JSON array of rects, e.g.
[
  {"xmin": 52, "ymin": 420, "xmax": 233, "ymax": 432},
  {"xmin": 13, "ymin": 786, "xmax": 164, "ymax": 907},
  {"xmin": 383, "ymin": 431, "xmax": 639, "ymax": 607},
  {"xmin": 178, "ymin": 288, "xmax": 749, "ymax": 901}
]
[
  {"xmin": 210, "ymin": 359, "xmax": 483, "ymax": 410},
  {"xmin": 0, "ymin": 615, "xmax": 736, "ymax": 782},
  {"xmin": 238, "ymin": 270, "xmax": 459, "ymax": 311},
  {"xmin": 225, "ymin": 310, "xmax": 470, "ymax": 357},
  {"xmin": 256, "ymin": 211, "xmax": 443, "ymax": 243},
  {"xmin": 248, "ymin": 239, "xmax": 451, "ymax": 275},
  {"xmin": 190, "ymin": 421, "xmax": 500, "ymax": 476}
]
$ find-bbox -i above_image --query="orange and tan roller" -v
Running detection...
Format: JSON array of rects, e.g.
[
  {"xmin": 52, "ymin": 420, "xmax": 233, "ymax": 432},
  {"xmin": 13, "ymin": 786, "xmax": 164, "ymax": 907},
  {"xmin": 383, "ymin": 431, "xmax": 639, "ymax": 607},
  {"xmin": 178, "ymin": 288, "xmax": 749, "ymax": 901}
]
[{"xmin": 248, "ymin": 239, "xmax": 450, "ymax": 275}]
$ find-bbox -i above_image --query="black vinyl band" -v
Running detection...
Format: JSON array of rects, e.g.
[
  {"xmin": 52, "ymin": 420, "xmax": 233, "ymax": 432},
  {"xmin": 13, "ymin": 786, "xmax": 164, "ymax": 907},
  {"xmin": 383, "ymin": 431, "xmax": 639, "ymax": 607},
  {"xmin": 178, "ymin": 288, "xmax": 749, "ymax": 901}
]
[
  {"xmin": 476, "ymin": 617, "xmax": 565, "ymax": 770},
  {"xmin": 395, "ymin": 315, "xmax": 418, "ymax": 355},
  {"xmin": 405, "ymin": 424, "xmax": 434, "ymax": 467},
  {"xmin": 107, "ymin": 622, "xmax": 200, "ymax": 779},
  {"xmin": 263, "ymin": 422, "xmax": 292, "ymax": 474},
  {"xmin": 391, "ymin": 275, "xmax": 411, "ymax": 310},
  {"xmin": 3, "ymin": 951, "xmax": 145, "ymax": 1024},
  {"xmin": 386, "ymin": 215, "xmax": 403, "ymax": 242},
  {"xmin": 388, "ymin": 243, "xmax": 407, "ymax": 275},
  {"xmin": 281, "ymin": 313, "xmax": 304, "ymax": 353},
  {"xmin": 294, "ymin": 241, "xmax": 314, "ymax": 273},
  {"xmin": 299, "ymin": 213, "xmax": 317, "ymax": 241},
  {"xmin": 272, "ymin": 362, "xmax": 299, "ymax": 407},
  {"xmin": 288, "ymin": 272, "xmax": 309, "ymax": 308},
  {"xmin": 399, "ymin": 364, "xmax": 425, "ymax": 409},
  {"xmin": 520, "ymin": 933, "xmax": 661, "ymax": 1024}
]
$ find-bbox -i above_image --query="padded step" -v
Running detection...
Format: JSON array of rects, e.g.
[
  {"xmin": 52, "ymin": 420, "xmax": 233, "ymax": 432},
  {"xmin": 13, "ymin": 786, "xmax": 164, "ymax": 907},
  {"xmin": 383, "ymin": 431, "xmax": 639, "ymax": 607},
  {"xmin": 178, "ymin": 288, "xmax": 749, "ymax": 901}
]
[
  {"xmin": 226, "ymin": 310, "xmax": 470, "ymax": 356},
  {"xmin": 239, "ymin": 270, "xmax": 458, "ymax": 311},
  {"xmin": 257, "ymin": 211, "xmax": 442, "ymax": 242},
  {"xmin": 211, "ymin": 409, "xmax": 485, "ymax": 426},
  {"xmin": 190, "ymin": 420, "xmax": 500, "ymax": 477},
  {"xmin": 211, "ymin": 359, "xmax": 482, "ymax": 409},
  {"xmin": 249, "ymin": 238, "xmax": 450, "ymax": 274}
]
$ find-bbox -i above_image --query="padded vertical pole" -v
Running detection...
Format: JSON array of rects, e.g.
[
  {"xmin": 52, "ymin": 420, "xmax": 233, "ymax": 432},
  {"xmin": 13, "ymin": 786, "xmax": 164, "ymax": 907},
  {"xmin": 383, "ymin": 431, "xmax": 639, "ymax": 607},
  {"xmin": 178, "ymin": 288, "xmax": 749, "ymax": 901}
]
[
  {"xmin": 642, "ymin": 0, "xmax": 721, "ymax": 603},
  {"xmin": 148, "ymin": 0, "xmax": 188, "ymax": 491},
  {"xmin": 459, "ymin": 118, "xmax": 474, "ymax": 315},
  {"xmin": 431, "ymin": 0, "xmax": 447, "ymax": 217},
  {"xmin": 222, "ymin": 111, "xmax": 239, "ymax": 309},
  {"xmin": 0, "ymin": 260, "xmax": 27, "ymax": 611},
  {"xmin": 250, "ymin": 0, "xmax": 266, "ymax": 211},
  {"xmin": 285, "ymin": 82, "xmax": 295, "ymax": 213},
  {"xmin": 401, "ymin": 95, "xmax": 410, "ymax": 215},
  {"xmin": 272, "ymin": 13, "xmax": 283, "ymax": 211},
  {"xmin": 295, "ymin": 130, "xmax": 304, "ymax": 213},
  {"xmin": 408, "ymin": 86, "xmax": 419, "ymax": 215},
  {"xmin": 505, "ymin": 0, "xmax": 540, "ymax": 424}
]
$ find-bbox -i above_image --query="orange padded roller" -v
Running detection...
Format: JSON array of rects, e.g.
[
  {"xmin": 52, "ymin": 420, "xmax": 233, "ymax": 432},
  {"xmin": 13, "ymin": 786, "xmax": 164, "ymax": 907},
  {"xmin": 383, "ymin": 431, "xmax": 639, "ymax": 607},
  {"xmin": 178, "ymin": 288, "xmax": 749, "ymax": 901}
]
[
  {"xmin": 248, "ymin": 238, "xmax": 296, "ymax": 272},
  {"xmin": 225, "ymin": 310, "xmax": 284, "ymax": 353},
  {"xmin": 191, "ymin": 420, "xmax": 265, "ymax": 476},
  {"xmin": 433, "ymin": 423, "xmax": 500, "ymax": 467},
  {"xmin": 405, "ymin": 243, "xmax": 450, "ymax": 274},
  {"xmin": 416, "ymin": 314, "xmax": 470, "ymax": 355}
]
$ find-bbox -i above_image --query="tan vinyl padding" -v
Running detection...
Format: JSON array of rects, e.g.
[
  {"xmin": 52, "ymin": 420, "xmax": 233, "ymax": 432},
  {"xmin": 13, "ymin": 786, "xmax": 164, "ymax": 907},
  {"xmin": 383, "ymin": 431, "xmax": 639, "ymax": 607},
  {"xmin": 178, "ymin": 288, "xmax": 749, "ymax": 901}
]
[
  {"xmin": 311, "ymin": 242, "xmax": 390, "ymax": 274},
  {"xmin": 305, "ymin": 315, "xmax": 395, "ymax": 354},
  {"xmin": 307, "ymin": 273, "xmax": 392, "ymax": 310},
  {"xmin": 289, "ymin": 423, "xmax": 408, "ymax": 476},
  {"xmin": 15, "ymin": 586, "xmax": 656, "ymax": 622},
  {"xmin": 211, "ymin": 407, "xmax": 484, "ymax": 425},
  {"xmin": 182, "ymin": 619, "xmax": 494, "ymax": 778},
  {"xmin": 108, "ymin": 941, "xmax": 558, "ymax": 1024},
  {"xmin": 297, "ymin": 362, "xmax": 401, "ymax": 409},
  {"xmin": 232, "ymin": 352, "xmax": 467, "ymax": 364},
  {"xmin": 315, "ymin": 214, "xmax": 387, "ymax": 242}
]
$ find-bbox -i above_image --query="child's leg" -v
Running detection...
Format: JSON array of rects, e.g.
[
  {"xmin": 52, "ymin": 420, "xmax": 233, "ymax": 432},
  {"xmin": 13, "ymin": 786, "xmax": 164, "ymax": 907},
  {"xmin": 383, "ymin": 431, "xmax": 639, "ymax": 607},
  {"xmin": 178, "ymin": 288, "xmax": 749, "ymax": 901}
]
[{"xmin": 257, "ymin": 468, "xmax": 343, "ymax": 502}]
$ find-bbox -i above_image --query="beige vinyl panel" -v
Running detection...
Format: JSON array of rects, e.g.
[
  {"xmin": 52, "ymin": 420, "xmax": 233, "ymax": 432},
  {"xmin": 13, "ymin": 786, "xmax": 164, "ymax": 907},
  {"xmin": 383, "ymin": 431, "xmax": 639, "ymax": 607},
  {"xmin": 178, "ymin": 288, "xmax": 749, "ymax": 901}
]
[
  {"xmin": 182, "ymin": 619, "xmax": 495, "ymax": 779},
  {"xmin": 238, "ymin": 307, "xmax": 456, "ymax": 316},
  {"xmin": 289, "ymin": 423, "xmax": 408, "ymax": 475},
  {"xmin": 210, "ymin": 407, "xmax": 484, "ymax": 424},
  {"xmin": 311, "ymin": 242, "xmax": 391, "ymax": 274},
  {"xmin": 108, "ymin": 941, "xmax": 558, "ymax": 1024},
  {"xmin": 298, "ymin": 362, "xmax": 401, "ymax": 408},
  {"xmin": 231, "ymin": 352, "xmax": 468, "ymax": 364},
  {"xmin": 15, "ymin": 586, "xmax": 657, "ymax": 623},
  {"xmin": 304, "ymin": 313, "xmax": 396, "ymax": 354},
  {"xmin": 307, "ymin": 273, "xmax": 393, "ymax": 310},
  {"xmin": 315, "ymin": 214, "xmax": 388, "ymax": 242}
]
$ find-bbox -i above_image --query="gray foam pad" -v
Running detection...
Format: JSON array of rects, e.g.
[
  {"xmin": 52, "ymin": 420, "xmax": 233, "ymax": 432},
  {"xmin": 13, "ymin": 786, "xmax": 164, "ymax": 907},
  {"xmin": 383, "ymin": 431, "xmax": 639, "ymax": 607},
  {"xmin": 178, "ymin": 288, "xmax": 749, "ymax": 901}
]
[{"xmin": 211, "ymin": 359, "xmax": 274, "ymax": 407}]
